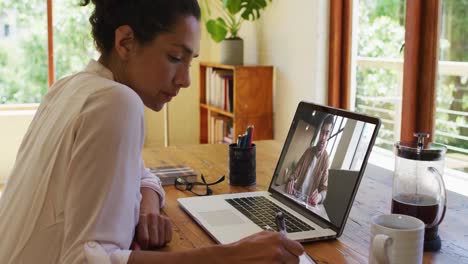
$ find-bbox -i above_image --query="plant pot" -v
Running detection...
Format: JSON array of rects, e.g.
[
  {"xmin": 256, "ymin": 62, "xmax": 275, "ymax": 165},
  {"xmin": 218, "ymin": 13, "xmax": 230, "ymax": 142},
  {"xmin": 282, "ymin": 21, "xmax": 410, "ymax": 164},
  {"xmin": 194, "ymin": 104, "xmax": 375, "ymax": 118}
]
[{"xmin": 220, "ymin": 38, "xmax": 243, "ymax": 65}]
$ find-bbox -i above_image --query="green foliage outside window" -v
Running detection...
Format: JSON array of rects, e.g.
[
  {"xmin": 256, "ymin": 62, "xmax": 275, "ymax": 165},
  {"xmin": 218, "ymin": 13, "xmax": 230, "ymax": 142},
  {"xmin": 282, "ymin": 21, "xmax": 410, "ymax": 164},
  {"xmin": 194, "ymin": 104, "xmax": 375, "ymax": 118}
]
[
  {"xmin": 434, "ymin": 0, "xmax": 468, "ymax": 152},
  {"xmin": 356, "ymin": 0, "xmax": 468, "ymax": 157},
  {"xmin": 0, "ymin": 0, "xmax": 94, "ymax": 104},
  {"xmin": 356, "ymin": 0, "xmax": 405, "ymax": 150}
]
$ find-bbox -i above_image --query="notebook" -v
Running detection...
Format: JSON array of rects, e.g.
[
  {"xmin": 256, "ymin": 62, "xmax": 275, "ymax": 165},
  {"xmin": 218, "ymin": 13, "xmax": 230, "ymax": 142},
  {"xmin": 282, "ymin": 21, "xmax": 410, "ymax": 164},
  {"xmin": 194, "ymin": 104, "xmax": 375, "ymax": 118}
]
[{"xmin": 178, "ymin": 101, "xmax": 380, "ymax": 245}]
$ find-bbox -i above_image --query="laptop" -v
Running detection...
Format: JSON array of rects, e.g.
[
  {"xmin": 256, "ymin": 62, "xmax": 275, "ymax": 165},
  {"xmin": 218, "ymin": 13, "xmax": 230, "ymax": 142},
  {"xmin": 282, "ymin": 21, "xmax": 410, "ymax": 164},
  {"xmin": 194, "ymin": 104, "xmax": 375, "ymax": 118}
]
[{"xmin": 178, "ymin": 101, "xmax": 381, "ymax": 244}]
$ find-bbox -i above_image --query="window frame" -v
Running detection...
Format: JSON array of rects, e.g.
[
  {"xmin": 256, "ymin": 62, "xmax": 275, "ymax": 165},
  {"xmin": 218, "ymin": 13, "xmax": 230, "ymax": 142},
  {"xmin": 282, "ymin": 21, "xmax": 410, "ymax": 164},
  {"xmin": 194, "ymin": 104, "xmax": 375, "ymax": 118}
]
[
  {"xmin": 328, "ymin": 0, "xmax": 353, "ymax": 110},
  {"xmin": 400, "ymin": 0, "xmax": 441, "ymax": 142}
]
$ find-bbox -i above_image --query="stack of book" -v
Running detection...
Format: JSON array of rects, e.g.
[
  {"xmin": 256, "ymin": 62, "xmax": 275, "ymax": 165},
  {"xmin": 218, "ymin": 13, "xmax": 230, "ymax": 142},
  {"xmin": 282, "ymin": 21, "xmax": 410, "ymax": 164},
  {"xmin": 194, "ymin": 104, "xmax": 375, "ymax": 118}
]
[{"xmin": 149, "ymin": 165, "xmax": 197, "ymax": 186}]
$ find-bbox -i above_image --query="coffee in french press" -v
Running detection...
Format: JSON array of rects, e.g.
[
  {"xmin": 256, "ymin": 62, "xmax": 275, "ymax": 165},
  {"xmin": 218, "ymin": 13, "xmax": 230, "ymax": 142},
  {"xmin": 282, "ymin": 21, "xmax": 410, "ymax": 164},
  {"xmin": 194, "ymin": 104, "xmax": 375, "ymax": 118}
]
[{"xmin": 392, "ymin": 133, "xmax": 447, "ymax": 252}]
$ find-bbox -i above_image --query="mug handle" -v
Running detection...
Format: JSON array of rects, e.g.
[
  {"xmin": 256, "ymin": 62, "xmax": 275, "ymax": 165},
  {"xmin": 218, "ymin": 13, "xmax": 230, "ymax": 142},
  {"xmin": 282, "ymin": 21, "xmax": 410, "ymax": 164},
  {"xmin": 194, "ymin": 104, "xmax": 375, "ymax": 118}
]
[{"xmin": 372, "ymin": 234, "xmax": 392, "ymax": 264}]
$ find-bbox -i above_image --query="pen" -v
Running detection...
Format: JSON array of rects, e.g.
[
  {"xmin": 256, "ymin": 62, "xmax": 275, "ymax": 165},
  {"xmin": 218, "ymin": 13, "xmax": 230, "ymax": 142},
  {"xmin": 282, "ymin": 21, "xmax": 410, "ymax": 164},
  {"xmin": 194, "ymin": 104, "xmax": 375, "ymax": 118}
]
[
  {"xmin": 276, "ymin": 212, "xmax": 317, "ymax": 264},
  {"xmin": 244, "ymin": 127, "xmax": 250, "ymax": 148},
  {"xmin": 275, "ymin": 211, "xmax": 287, "ymax": 236},
  {"xmin": 248, "ymin": 125, "xmax": 254, "ymax": 147},
  {"xmin": 237, "ymin": 134, "xmax": 243, "ymax": 147}
]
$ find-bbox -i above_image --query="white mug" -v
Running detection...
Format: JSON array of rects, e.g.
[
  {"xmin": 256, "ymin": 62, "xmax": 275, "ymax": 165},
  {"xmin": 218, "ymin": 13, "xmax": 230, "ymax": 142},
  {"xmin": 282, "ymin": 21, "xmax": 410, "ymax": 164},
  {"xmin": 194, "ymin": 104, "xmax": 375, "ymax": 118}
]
[{"xmin": 369, "ymin": 214, "xmax": 425, "ymax": 264}]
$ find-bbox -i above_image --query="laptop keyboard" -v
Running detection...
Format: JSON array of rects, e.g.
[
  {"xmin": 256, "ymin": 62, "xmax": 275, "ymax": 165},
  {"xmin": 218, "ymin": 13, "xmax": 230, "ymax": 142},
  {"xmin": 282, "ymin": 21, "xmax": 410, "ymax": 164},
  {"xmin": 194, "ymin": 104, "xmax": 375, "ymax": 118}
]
[{"xmin": 225, "ymin": 196, "xmax": 315, "ymax": 233}]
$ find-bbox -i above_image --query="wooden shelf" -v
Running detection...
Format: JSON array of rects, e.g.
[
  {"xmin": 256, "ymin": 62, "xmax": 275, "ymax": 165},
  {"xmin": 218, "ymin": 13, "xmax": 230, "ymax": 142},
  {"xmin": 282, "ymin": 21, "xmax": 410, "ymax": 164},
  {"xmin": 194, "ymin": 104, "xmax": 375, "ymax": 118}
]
[
  {"xmin": 199, "ymin": 62, "xmax": 274, "ymax": 144},
  {"xmin": 200, "ymin": 104, "xmax": 234, "ymax": 118},
  {"xmin": 199, "ymin": 61, "xmax": 274, "ymax": 70}
]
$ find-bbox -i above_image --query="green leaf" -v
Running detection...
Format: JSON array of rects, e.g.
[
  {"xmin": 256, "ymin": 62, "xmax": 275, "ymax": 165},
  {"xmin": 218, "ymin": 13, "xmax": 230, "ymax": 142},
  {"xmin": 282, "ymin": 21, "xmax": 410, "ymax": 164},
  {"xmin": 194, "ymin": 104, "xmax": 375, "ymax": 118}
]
[
  {"xmin": 240, "ymin": 0, "xmax": 270, "ymax": 21},
  {"xmin": 206, "ymin": 18, "xmax": 229, "ymax": 42},
  {"xmin": 223, "ymin": 0, "xmax": 242, "ymax": 15}
]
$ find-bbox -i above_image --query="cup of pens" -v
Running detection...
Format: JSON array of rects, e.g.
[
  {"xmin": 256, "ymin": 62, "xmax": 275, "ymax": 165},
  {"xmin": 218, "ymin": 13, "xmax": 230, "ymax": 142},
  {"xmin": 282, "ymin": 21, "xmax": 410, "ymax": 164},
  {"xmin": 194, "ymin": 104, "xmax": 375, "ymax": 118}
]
[{"xmin": 229, "ymin": 125, "xmax": 256, "ymax": 186}]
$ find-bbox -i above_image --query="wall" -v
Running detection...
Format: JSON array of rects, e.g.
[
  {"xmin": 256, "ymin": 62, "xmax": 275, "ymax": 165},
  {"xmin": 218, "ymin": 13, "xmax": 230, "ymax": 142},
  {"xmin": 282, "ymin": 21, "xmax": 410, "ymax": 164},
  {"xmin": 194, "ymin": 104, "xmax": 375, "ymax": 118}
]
[
  {"xmin": 248, "ymin": 0, "xmax": 330, "ymax": 141},
  {"xmin": 0, "ymin": 107, "xmax": 36, "ymax": 181}
]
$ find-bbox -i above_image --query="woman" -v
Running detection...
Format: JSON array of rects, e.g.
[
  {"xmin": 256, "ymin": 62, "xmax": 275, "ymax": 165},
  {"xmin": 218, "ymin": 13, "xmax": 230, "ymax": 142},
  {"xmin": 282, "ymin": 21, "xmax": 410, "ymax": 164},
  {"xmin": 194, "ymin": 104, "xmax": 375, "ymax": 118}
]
[{"xmin": 0, "ymin": 0, "xmax": 304, "ymax": 263}]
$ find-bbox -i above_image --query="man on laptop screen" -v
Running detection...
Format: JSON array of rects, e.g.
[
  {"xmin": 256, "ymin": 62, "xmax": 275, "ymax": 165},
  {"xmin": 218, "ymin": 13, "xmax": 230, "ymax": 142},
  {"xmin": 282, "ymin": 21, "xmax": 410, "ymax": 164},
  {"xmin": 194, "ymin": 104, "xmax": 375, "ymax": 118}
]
[{"xmin": 284, "ymin": 114, "xmax": 334, "ymax": 206}]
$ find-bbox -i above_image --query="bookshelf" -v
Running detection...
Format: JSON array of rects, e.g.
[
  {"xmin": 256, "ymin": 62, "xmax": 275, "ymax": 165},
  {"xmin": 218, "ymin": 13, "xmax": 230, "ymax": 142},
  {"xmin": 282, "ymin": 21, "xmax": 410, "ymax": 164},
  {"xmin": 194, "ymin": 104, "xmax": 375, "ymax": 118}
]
[{"xmin": 199, "ymin": 62, "xmax": 273, "ymax": 144}]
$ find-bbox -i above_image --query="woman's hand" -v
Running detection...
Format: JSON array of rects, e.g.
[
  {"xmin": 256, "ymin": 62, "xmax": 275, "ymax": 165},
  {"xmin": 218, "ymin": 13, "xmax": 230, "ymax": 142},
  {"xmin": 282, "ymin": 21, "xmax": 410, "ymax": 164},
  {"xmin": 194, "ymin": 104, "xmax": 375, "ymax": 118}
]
[
  {"xmin": 133, "ymin": 212, "xmax": 172, "ymax": 250},
  {"xmin": 132, "ymin": 188, "xmax": 173, "ymax": 250},
  {"xmin": 224, "ymin": 231, "xmax": 304, "ymax": 264}
]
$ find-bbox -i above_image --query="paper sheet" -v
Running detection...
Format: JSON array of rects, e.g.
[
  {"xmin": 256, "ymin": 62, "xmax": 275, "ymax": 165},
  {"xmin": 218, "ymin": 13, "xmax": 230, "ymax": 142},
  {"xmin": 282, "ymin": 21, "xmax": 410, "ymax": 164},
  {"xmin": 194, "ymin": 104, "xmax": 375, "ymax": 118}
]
[{"xmin": 300, "ymin": 253, "xmax": 317, "ymax": 264}]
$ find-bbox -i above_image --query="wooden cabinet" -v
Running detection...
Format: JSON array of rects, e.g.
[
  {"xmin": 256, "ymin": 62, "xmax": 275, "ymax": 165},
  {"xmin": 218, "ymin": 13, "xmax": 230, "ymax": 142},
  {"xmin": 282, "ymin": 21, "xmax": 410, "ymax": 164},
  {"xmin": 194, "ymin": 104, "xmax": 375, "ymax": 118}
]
[{"xmin": 199, "ymin": 62, "xmax": 274, "ymax": 144}]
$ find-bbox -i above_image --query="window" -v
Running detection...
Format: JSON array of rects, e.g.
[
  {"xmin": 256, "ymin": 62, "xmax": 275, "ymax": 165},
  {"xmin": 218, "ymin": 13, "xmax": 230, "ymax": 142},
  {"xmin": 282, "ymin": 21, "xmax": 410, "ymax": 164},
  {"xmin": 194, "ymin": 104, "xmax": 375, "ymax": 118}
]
[
  {"xmin": 329, "ymin": 0, "xmax": 468, "ymax": 180},
  {"xmin": 352, "ymin": 0, "xmax": 406, "ymax": 150},
  {"xmin": 326, "ymin": 116, "xmax": 346, "ymax": 163},
  {"xmin": 435, "ymin": 0, "xmax": 468, "ymax": 173},
  {"xmin": 53, "ymin": 1, "xmax": 95, "ymax": 83},
  {"xmin": 347, "ymin": 0, "xmax": 468, "ymax": 175},
  {"xmin": 4, "ymin": 24, "xmax": 10, "ymax": 37},
  {"xmin": 349, "ymin": 123, "xmax": 374, "ymax": 170},
  {"xmin": 0, "ymin": 0, "xmax": 94, "ymax": 105}
]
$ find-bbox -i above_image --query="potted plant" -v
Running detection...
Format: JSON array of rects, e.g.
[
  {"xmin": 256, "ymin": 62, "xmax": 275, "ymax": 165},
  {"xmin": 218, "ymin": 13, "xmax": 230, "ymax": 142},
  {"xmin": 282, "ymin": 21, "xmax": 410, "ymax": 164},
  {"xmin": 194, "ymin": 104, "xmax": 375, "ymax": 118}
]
[{"xmin": 201, "ymin": 0, "xmax": 272, "ymax": 65}]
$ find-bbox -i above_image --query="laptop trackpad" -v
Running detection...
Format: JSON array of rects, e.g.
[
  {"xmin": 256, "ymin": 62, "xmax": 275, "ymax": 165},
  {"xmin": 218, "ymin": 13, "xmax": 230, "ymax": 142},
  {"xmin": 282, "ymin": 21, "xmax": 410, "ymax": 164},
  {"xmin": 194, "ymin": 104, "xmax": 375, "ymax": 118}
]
[{"xmin": 199, "ymin": 210, "xmax": 245, "ymax": 226}]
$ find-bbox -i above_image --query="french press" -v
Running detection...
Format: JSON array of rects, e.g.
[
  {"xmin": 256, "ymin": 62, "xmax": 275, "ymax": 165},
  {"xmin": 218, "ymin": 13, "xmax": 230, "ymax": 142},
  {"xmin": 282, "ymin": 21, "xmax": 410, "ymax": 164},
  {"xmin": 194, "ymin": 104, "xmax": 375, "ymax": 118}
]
[{"xmin": 392, "ymin": 133, "xmax": 447, "ymax": 251}]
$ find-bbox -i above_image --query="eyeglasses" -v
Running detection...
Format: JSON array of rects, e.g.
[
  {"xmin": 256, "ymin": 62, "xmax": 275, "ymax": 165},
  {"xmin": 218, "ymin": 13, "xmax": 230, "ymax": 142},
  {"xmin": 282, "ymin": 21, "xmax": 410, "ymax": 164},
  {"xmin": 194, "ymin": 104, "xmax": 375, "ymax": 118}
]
[{"xmin": 174, "ymin": 174, "xmax": 225, "ymax": 196}]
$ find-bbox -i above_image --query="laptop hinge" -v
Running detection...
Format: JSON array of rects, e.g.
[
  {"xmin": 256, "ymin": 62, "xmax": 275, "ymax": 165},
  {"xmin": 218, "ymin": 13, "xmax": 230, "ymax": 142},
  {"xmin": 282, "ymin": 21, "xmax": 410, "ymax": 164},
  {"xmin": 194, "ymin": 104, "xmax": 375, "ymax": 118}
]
[{"xmin": 269, "ymin": 191, "xmax": 338, "ymax": 232}]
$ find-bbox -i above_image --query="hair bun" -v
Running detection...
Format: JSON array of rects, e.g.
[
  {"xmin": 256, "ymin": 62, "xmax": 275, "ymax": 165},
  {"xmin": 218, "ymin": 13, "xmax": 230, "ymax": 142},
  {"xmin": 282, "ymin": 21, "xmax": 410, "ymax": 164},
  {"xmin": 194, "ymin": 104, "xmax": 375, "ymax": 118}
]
[
  {"xmin": 82, "ymin": 0, "xmax": 200, "ymax": 53},
  {"xmin": 80, "ymin": 0, "xmax": 109, "ymax": 7}
]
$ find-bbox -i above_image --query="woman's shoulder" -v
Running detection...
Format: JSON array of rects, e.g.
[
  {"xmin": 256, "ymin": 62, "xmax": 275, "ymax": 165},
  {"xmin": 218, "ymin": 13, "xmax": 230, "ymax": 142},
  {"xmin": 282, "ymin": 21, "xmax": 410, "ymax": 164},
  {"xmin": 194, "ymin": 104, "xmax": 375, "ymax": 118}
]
[
  {"xmin": 68, "ymin": 70, "xmax": 144, "ymax": 115},
  {"xmin": 84, "ymin": 83, "xmax": 144, "ymax": 119},
  {"xmin": 73, "ymin": 79, "xmax": 145, "ymax": 140},
  {"xmin": 40, "ymin": 65, "xmax": 145, "ymax": 131},
  {"xmin": 92, "ymin": 81, "xmax": 142, "ymax": 108}
]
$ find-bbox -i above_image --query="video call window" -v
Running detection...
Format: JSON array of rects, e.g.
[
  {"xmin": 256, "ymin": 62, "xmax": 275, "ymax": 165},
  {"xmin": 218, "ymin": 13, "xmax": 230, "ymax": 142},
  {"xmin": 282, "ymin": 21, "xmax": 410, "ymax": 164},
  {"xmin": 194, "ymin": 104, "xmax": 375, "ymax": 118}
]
[{"xmin": 272, "ymin": 113, "xmax": 376, "ymax": 227}]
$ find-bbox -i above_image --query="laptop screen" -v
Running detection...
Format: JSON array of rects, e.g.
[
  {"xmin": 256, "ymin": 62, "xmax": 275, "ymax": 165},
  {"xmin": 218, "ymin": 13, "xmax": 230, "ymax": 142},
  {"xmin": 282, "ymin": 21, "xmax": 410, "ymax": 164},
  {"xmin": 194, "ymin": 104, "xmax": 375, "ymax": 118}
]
[{"xmin": 269, "ymin": 102, "xmax": 380, "ymax": 230}]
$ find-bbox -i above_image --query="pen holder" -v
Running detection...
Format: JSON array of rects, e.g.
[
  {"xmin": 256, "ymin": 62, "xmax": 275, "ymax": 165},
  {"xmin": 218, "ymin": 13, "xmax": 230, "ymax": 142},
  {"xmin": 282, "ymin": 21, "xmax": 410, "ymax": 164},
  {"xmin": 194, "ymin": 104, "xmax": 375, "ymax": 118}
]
[{"xmin": 228, "ymin": 143, "xmax": 256, "ymax": 186}]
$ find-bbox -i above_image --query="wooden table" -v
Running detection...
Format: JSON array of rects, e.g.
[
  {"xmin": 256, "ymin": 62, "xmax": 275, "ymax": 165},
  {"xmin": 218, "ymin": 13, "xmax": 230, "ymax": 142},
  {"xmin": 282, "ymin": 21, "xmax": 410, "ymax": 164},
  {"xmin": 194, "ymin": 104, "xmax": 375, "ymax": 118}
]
[{"xmin": 143, "ymin": 140, "xmax": 468, "ymax": 264}]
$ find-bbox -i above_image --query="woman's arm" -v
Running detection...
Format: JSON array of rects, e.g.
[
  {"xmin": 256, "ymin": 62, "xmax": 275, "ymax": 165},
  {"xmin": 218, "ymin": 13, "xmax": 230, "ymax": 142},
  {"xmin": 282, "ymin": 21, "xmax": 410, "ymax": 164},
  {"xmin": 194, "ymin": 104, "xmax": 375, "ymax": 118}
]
[
  {"xmin": 128, "ymin": 231, "xmax": 304, "ymax": 264},
  {"xmin": 132, "ymin": 187, "xmax": 172, "ymax": 250},
  {"xmin": 133, "ymin": 163, "xmax": 172, "ymax": 249},
  {"xmin": 61, "ymin": 87, "xmax": 145, "ymax": 263},
  {"xmin": 140, "ymin": 187, "xmax": 161, "ymax": 216},
  {"xmin": 140, "ymin": 165, "xmax": 165, "ymax": 208}
]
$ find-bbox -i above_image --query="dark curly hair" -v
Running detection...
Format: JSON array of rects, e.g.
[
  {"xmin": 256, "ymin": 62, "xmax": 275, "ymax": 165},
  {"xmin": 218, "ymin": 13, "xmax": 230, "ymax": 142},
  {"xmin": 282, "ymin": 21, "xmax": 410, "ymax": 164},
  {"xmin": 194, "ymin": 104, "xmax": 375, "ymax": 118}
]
[{"xmin": 80, "ymin": 0, "xmax": 200, "ymax": 54}]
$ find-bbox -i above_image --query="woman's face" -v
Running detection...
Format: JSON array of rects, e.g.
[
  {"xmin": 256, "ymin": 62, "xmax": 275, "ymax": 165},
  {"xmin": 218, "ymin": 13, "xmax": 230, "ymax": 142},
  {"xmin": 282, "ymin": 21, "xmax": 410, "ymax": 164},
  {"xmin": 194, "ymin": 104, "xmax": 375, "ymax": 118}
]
[{"xmin": 123, "ymin": 15, "xmax": 201, "ymax": 111}]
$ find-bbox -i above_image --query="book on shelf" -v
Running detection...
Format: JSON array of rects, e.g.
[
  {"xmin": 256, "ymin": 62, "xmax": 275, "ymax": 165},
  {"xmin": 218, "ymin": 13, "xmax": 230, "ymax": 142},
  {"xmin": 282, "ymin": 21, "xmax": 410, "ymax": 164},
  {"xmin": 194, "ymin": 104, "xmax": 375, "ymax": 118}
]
[
  {"xmin": 149, "ymin": 165, "xmax": 197, "ymax": 186},
  {"xmin": 208, "ymin": 114, "xmax": 233, "ymax": 144},
  {"xmin": 223, "ymin": 136, "xmax": 233, "ymax": 144},
  {"xmin": 205, "ymin": 67, "xmax": 211, "ymax": 105},
  {"xmin": 204, "ymin": 67, "xmax": 233, "ymax": 112}
]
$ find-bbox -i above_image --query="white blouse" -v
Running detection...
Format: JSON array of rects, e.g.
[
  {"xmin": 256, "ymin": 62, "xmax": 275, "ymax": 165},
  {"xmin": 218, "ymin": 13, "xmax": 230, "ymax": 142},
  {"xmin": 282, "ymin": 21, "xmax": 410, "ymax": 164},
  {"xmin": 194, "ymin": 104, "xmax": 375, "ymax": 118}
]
[{"xmin": 0, "ymin": 60, "xmax": 165, "ymax": 264}]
